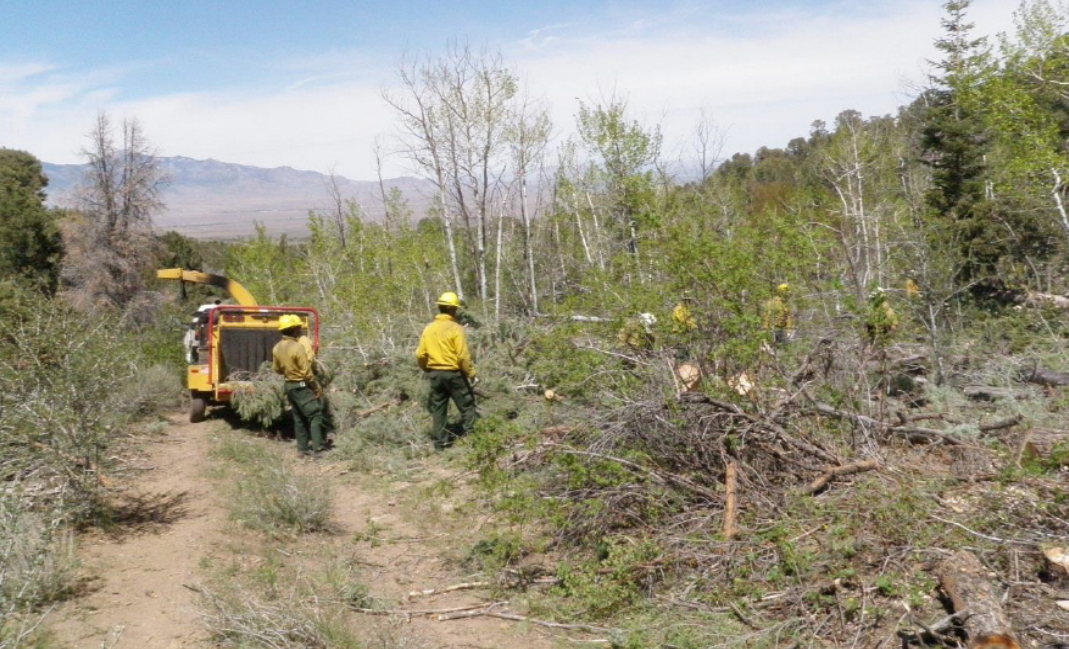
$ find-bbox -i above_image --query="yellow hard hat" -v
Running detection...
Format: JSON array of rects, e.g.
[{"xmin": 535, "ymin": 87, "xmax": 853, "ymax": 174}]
[
  {"xmin": 278, "ymin": 314, "xmax": 303, "ymax": 331},
  {"xmin": 436, "ymin": 291, "xmax": 460, "ymax": 308}
]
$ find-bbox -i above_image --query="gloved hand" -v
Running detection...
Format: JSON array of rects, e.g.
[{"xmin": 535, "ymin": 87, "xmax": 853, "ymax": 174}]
[{"xmin": 471, "ymin": 376, "xmax": 480, "ymax": 386}]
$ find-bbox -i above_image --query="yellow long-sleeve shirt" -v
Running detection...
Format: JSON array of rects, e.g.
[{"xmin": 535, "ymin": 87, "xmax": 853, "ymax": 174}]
[
  {"xmin": 272, "ymin": 336, "xmax": 315, "ymax": 383},
  {"xmin": 415, "ymin": 314, "xmax": 476, "ymax": 379},
  {"xmin": 298, "ymin": 335, "xmax": 316, "ymax": 362},
  {"xmin": 671, "ymin": 303, "xmax": 697, "ymax": 331},
  {"xmin": 763, "ymin": 296, "xmax": 792, "ymax": 332}
]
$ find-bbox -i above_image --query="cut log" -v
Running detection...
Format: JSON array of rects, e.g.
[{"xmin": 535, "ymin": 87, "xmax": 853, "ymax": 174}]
[
  {"xmin": 937, "ymin": 550, "xmax": 1017, "ymax": 643},
  {"xmin": 1024, "ymin": 291, "xmax": 1069, "ymax": 310},
  {"xmin": 1021, "ymin": 366, "xmax": 1069, "ymax": 387},
  {"xmin": 978, "ymin": 415, "xmax": 1022, "ymax": 434},
  {"xmin": 723, "ymin": 462, "xmax": 738, "ymax": 540},
  {"xmin": 801, "ymin": 459, "xmax": 879, "ymax": 495},
  {"xmin": 963, "ymin": 386, "xmax": 1020, "ymax": 401},
  {"xmin": 1017, "ymin": 428, "xmax": 1069, "ymax": 463}
]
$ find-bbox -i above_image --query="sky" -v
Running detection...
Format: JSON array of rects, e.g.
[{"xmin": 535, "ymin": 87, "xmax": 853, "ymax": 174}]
[{"xmin": 0, "ymin": 0, "xmax": 1025, "ymax": 181}]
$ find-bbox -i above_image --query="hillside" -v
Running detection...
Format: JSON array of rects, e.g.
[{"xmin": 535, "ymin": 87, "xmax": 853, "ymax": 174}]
[{"xmin": 41, "ymin": 157, "xmax": 434, "ymax": 239}]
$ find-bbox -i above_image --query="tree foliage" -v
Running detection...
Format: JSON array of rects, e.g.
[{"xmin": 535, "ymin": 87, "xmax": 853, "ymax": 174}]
[{"xmin": 0, "ymin": 149, "xmax": 63, "ymax": 293}]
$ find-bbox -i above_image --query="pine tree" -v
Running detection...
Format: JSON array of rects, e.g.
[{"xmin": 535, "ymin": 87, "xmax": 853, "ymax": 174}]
[{"xmin": 919, "ymin": 0, "xmax": 995, "ymax": 282}]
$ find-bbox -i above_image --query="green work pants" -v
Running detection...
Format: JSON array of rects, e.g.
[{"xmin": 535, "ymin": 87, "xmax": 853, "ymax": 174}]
[
  {"xmin": 284, "ymin": 382, "xmax": 324, "ymax": 453},
  {"xmin": 426, "ymin": 370, "xmax": 478, "ymax": 448}
]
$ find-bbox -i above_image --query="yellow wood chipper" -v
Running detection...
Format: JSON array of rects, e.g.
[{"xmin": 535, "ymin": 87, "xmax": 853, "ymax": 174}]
[{"xmin": 157, "ymin": 269, "xmax": 320, "ymax": 422}]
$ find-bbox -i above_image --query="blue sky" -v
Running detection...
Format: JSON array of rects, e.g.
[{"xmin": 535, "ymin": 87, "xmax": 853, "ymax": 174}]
[{"xmin": 1, "ymin": 0, "xmax": 1023, "ymax": 180}]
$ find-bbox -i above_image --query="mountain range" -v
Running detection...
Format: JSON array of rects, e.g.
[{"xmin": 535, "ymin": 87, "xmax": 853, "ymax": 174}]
[{"xmin": 41, "ymin": 157, "xmax": 434, "ymax": 239}]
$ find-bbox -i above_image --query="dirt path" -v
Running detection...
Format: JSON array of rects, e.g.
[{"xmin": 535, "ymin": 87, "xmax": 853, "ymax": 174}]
[
  {"xmin": 47, "ymin": 415, "xmax": 222, "ymax": 648},
  {"xmin": 45, "ymin": 416, "xmax": 562, "ymax": 649}
]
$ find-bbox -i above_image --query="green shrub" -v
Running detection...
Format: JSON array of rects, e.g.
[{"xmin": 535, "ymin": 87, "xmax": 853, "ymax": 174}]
[{"xmin": 118, "ymin": 363, "xmax": 185, "ymax": 418}]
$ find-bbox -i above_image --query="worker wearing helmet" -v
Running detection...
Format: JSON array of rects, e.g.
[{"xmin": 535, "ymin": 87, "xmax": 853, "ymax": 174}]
[
  {"xmin": 763, "ymin": 283, "xmax": 793, "ymax": 344},
  {"xmin": 272, "ymin": 314, "xmax": 325, "ymax": 457},
  {"xmin": 415, "ymin": 291, "xmax": 478, "ymax": 449}
]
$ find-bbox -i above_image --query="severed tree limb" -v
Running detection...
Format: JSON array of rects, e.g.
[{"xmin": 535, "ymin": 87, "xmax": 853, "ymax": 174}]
[
  {"xmin": 549, "ymin": 445, "xmax": 721, "ymax": 502},
  {"xmin": 682, "ymin": 393, "xmax": 841, "ymax": 464},
  {"xmin": 352, "ymin": 602, "xmax": 506, "ymax": 617},
  {"xmin": 801, "ymin": 459, "xmax": 879, "ymax": 495},
  {"xmin": 437, "ymin": 608, "xmax": 618, "ymax": 634},
  {"xmin": 357, "ymin": 399, "xmax": 401, "ymax": 418},
  {"xmin": 808, "ymin": 401, "xmax": 964, "ymax": 446},
  {"xmin": 723, "ymin": 462, "xmax": 738, "ymax": 540},
  {"xmin": 978, "ymin": 414, "xmax": 1023, "ymax": 434},
  {"xmin": 406, "ymin": 581, "xmax": 491, "ymax": 600},
  {"xmin": 938, "ymin": 550, "xmax": 1018, "ymax": 642}
]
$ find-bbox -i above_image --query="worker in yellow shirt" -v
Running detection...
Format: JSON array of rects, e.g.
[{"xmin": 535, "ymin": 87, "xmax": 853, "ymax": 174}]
[
  {"xmin": 763, "ymin": 283, "xmax": 793, "ymax": 344},
  {"xmin": 415, "ymin": 291, "xmax": 478, "ymax": 449},
  {"xmin": 671, "ymin": 296, "xmax": 697, "ymax": 333},
  {"xmin": 865, "ymin": 287, "xmax": 898, "ymax": 346},
  {"xmin": 272, "ymin": 314, "xmax": 325, "ymax": 457}
]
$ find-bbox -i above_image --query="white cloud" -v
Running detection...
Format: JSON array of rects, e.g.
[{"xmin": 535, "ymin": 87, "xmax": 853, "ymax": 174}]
[{"xmin": 0, "ymin": 0, "xmax": 1024, "ymax": 180}]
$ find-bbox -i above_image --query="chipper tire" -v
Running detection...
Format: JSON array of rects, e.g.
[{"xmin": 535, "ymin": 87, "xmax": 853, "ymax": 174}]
[{"xmin": 190, "ymin": 393, "xmax": 208, "ymax": 423}]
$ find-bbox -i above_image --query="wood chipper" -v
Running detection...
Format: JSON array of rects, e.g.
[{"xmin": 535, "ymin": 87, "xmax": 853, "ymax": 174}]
[{"xmin": 157, "ymin": 269, "xmax": 320, "ymax": 422}]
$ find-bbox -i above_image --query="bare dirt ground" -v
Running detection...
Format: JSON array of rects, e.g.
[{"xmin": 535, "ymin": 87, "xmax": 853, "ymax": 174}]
[{"xmin": 44, "ymin": 415, "xmax": 560, "ymax": 649}]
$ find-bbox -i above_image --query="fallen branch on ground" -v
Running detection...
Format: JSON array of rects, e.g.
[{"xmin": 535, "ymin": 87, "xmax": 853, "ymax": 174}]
[
  {"xmin": 406, "ymin": 581, "xmax": 491, "ymax": 600},
  {"xmin": 436, "ymin": 606, "xmax": 619, "ymax": 634},
  {"xmin": 808, "ymin": 401, "xmax": 964, "ymax": 446},
  {"xmin": 979, "ymin": 414, "xmax": 1023, "ymax": 433},
  {"xmin": 801, "ymin": 459, "xmax": 880, "ymax": 495},
  {"xmin": 357, "ymin": 399, "xmax": 401, "ymax": 418},
  {"xmin": 351, "ymin": 602, "xmax": 506, "ymax": 617},
  {"xmin": 938, "ymin": 551, "xmax": 1019, "ymax": 643}
]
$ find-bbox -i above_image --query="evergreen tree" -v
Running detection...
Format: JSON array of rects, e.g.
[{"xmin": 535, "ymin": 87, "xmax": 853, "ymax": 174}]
[
  {"xmin": 0, "ymin": 149, "xmax": 64, "ymax": 293},
  {"xmin": 920, "ymin": 0, "xmax": 995, "ymax": 282}
]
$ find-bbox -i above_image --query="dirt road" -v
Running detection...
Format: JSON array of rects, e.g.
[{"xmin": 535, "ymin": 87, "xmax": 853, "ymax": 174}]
[{"xmin": 44, "ymin": 416, "xmax": 559, "ymax": 649}]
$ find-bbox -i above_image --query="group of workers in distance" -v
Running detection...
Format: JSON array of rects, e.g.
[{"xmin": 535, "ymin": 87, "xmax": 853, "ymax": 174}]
[
  {"xmin": 272, "ymin": 283, "xmax": 903, "ymax": 457},
  {"xmin": 270, "ymin": 291, "xmax": 479, "ymax": 457}
]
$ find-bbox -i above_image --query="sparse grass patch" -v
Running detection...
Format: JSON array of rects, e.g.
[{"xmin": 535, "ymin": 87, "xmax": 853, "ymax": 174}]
[
  {"xmin": 198, "ymin": 583, "xmax": 362, "ymax": 649},
  {"xmin": 213, "ymin": 435, "xmax": 333, "ymax": 535},
  {"xmin": 230, "ymin": 462, "xmax": 332, "ymax": 535}
]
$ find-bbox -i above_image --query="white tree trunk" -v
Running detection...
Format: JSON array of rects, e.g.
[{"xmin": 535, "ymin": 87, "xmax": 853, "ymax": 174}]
[
  {"xmin": 520, "ymin": 175, "xmax": 538, "ymax": 314},
  {"xmin": 440, "ymin": 187, "xmax": 464, "ymax": 299},
  {"xmin": 494, "ymin": 198, "xmax": 505, "ymax": 325}
]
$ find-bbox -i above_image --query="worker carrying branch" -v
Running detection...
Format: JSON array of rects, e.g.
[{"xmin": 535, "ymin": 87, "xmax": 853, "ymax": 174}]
[
  {"xmin": 415, "ymin": 291, "xmax": 479, "ymax": 449},
  {"xmin": 272, "ymin": 314, "xmax": 326, "ymax": 457}
]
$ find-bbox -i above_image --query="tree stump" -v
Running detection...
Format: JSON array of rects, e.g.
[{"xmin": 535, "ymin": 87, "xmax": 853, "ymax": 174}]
[
  {"xmin": 1042, "ymin": 547, "xmax": 1069, "ymax": 584},
  {"xmin": 949, "ymin": 446, "xmax": 997, "ymax": 479},
  {"xmin": 937, "ymin": 550, "xmax": 1016, "ymax": 642}
]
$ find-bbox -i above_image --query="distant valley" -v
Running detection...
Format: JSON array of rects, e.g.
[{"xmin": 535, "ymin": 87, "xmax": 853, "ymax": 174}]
[{"xmin": 42, "ymin": 157, "xmax": 434, "ymax": 240}]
